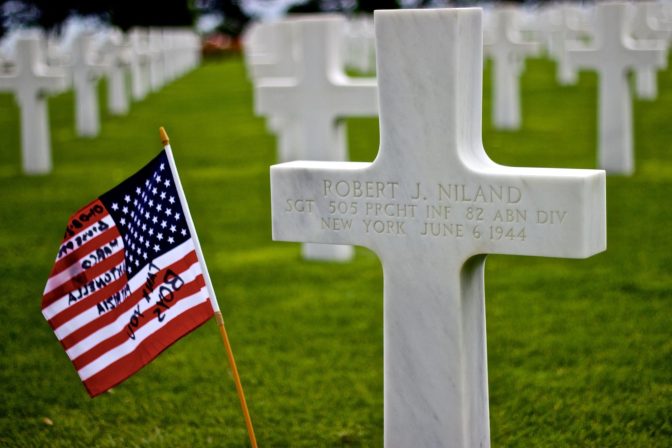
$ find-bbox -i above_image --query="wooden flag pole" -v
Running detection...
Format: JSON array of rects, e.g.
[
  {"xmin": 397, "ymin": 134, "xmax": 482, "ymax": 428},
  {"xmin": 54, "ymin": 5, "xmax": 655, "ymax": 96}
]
[
  {"xmin": 215, "ymin": 311, "xmax": 258, "ymax": 448},
  {"xmin": 159, "ymin": 127, "xmax": 258, "ymax": 448}
]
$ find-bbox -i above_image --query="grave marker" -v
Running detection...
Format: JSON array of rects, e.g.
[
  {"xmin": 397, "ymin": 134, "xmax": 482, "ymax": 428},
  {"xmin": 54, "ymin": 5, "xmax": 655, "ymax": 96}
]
[
  {"xmin": 485, "ymin": 6, "xmax": 540, "ymax": 130},
  {"xmin": 544, "ymin": 5, "xmax": 582, "ymax": 86},
  {"xmin": 628, "ymin": 2, "xmax": 670, "ymax": 100},
  {"xmin": 148, "ymin": 29, "xmax": 165, "ymax": 92},
  {"xmin": 248, "ymin": 20, "xmax": 296, "ymax": 81},
  {"xmin": 72, "ymin": 33, "xmax": 104, "ymax": 137},
  {"xmin": 128, "ymin": 29, "xmax": 150, "ymax": 101},
  {"xmin": 0, "ymin": 35, "xmax": 67, "ymax": 174},
  {"xmin": 271, "ymin": 9, "xmax": 606, "ymax": 446},
  {"xmin": 101, "ymin": 31, "xmax": 130, "ymax": 116},
  {"xmin": 257, "ymin": 15, "xmax": 378, "ymax": 261},
  {"xmin": 247, "ymin": 19, "xmax": 299, "ymax": 164},
  {"xmin": 566, "ymin": 2, "xmax": 665, "ymax": 174}
]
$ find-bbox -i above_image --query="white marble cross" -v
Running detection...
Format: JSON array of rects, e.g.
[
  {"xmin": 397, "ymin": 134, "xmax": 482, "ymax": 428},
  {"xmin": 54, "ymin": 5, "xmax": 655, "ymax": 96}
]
[
  {"xmin": 172, "ymin": 29, "xmax": 201, "ymax": 78},
  {"xmin": 248, "ymin": 20, "xmax": 296, "ymax": 81},
  {"xmin": 0, "ymin": 35, "xmax": 67, "ymax": 174},
  {"xmin": 567, "ymin": 2, "xmax": 666, "ymax": 175},
  {"xmin": 243, "ymin": 21, "xmax": 279, "ymax": 77},
  {"xmin": 344, "ymin": 16, "xmax": 376, "ymax": 74},
  {"xmin": 101, "ymin": 31, "xmax": 130, "ymax": 116},
  {"xmin": 628, "ymin": 2, "xmax": 670, "ymax": 100},
  {"xmin": 246, "ymin": 19, "xmax": 298, "ymax": 164},
  {"xmin": 128, "ymin": 28, "xmax": 150, "ymax": 101},
  {"xmin": 148, "ymin": 29, "xmax": 165, "ymax": 92},
  {"xmin": 71, "ymin": 33, "xmax": 105, "ymax": 137},
  {"xmin": 257, "ymin": 15, "xmax": 378, "ymax": 261},
  {"xmin": 484, "ymin": 6, "xmax": 540, "ymax": 130},
  {"xmin": 271, "ymin": 9, "xmax": 606, "ymax": 447},
  {"xmin": 543, "ymin": 5, "xmax": 583, "ymax": 86}
]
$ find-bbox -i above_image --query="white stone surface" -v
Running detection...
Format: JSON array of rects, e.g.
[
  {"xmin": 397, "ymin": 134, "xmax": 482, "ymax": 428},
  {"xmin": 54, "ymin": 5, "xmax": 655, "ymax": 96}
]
[
  {"xmin": 543, "ymin": 5, "xmax": 581, "ymax": 85},
  {"xmin": 257, "ymin": 15, "xmax": 378, "ymax": 261},
  {"xmin": 248, "ymin": 20, "xmax": 296, "ymax": 81},
  {"xmin": 148, "ymin": 29, "xmax": 165, "ymax": 92},
  {"xmin": 243, "ymin": 21, "xmax": 279, "ymax": 77},
  {"xmin": 635, "ymin": 65, "xmax": 659, "ymax": 99},
  {"xmin": 567, "ymin": 2, "xmax": 666, "ymax": 175},
  {"xmin": 247, "ymin": 19, "xmax": 298, "ymax": 164},
  {"xmin": 484, "ymin": 6, "xmax": 541, "ymax": 130},
  {"xmin": 628, "ymin": 2, "xmax": 670, "ymax": 100},
  {"xmin": 128, "ymin": 28, "xmax": 151, "ymax": 101},
  {"xmin": 270, "ymin": 8, "xmax": 606, "ymax": 447},
  {"xmin": 100, "ymin": 31, "xmax": 131, "ymax": 116},
  {"xmin": 629, "ymin": 1, "xmax": 672, "ymax": 41},
  {"xmin": 0, "ymin": 35, "xmax": 67, "ymax": 174},
  {"xmin": 344, "ymin": 16, "xmax": 376, "ymax": 74},
  {"xmin": 71, "ymin": 33, "xmax": 105, "ymax": 137}
]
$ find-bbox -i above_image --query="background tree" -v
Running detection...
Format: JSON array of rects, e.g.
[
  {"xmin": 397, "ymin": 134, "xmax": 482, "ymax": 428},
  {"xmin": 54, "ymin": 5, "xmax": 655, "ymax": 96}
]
[
  {"xmin": 199, "ymin": 0, "xmax": 250, "ymax": 38},
  {"xmin": 0, "ymin": 0, "xmax": 196, "ymax": 36}
]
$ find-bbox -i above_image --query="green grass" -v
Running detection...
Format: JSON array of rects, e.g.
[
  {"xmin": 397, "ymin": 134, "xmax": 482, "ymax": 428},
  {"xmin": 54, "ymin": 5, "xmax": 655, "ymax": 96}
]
[{"xmin": 0, "ymin": 54, "xmax": 670, "ymax": 447}]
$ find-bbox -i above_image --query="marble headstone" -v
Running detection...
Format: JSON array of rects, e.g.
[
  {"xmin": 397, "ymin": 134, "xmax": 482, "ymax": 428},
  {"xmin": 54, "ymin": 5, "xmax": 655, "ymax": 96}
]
[
  {"xmin": 246, "ymin": 19, "xmax": 298, "ymax": 165},
  {"xmin": 71, "ymin": 33, "xmax": 105, "ymax": 137},
  {"xmin": 128, "ymin": 28, "xmax": 150, "ymax": 101},
  {"xmin": 248, "ymin": 20, "xmax": 296, "ymax": 82},
  {"xmin": 544, "ymin": 5, "xmax": 582, "ymax": 85},
  {"xmin": 148, "ymin": 29, "xmax": 165, "ymax": 92},
  {"xmin": 101, "ymin": 31, "xmax": 131, "ymax": 116},
  {"xmin": 484, "ymin": 6, "xmax": 541, "ymax": 130},
  {"xmin": 344, "ymin": 16, "xmax": 376, "ymax": 74},
  {"xmin": 628, "ymin": 2, "xmax": 670, "ymax": 100},
  {"xmin": 567, "ymin": 2, "xmax": 666, "ymax": 175},
  {"xmin": 271, "ymin": 8, "xmax": 606, "ymax": 447},
  {"xmin": 256, "ymin": 15, "xmax": 378, "ymax": 261},
  {"xmin": 0, "ymin": 34, "xmax": 67, "ymax": 174}
]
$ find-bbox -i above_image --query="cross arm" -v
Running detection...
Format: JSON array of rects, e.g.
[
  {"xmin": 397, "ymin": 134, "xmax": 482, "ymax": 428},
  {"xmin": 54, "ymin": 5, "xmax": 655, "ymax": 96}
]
[
  {"xmin": 254, "ymin": 79, "xmax": 297, "ymax": 116},
  {"xmin": 565, "ymin": 46, "xmax": 597, "ymax": 70},
  {"xmin": 332, "ymin": 77, "xmax": 378, "ymax": 116},
  {"xmin": 35, "ymin": 69, "xmax": 69, "ymax": 96},
  {"xmin": 470, "ymin": 165, "xmax": 606, "ymax": 259},
  {"xmin": 271, "ymin": 160, "xmax": 375, "ymax": 249},
  {"xmin": 625, "ymin": 43, "xmax": 667, "ymax": 70},
  {"xmin": 0, "ymin": 75, "xmax": 17, "ymax": 91}
]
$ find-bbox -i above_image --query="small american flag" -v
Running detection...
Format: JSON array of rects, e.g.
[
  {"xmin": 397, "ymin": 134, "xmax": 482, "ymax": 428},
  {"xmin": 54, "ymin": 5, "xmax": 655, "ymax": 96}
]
[{"xmin": 41, "ymin": 149, "xmax": 214, "ymax": 397}]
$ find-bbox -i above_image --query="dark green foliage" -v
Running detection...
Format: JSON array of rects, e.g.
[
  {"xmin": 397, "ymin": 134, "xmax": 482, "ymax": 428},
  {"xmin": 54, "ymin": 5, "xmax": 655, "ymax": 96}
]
[
  {"xmin": 1, "ymin": 0, "xmax": 195, "ymax": 33},
  {"xmin": 0, "ymin": 55, "xmax": 670, "ymax": 446}
]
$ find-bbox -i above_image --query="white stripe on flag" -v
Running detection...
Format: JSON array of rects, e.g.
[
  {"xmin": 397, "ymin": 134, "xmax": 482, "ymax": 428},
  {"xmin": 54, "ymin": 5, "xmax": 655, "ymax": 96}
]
[
  {"xmin": 77, "ymin": 285, "xmax": 209, "ymax": 381},
  {"xmin": 65, "ymin": 260, "xmax": 203, "ymax": 360},
  {"xmin": 52, "ymin": 239, "xmax": 196, "ymax": 340}
]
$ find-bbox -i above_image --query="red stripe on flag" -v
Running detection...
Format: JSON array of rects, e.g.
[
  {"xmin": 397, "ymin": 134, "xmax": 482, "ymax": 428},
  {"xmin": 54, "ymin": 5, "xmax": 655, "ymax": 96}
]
[
  {"xmin": 50, "ymin": 226, "xmax": 121, "ymax": 278},
  {"xmin": 58, "ymin": 251, "xmax": 200, "ymax": 351},
  {"xmin": 42, "ymin": 250, "xmax": 126, "ymax": 307},
  {"xmin": 82, "ymin": 300, "xmax": 213, "ymax": 397},
  {"xmin": 71, "ymin": 275, "xmax": 206, "ymax": 370}
]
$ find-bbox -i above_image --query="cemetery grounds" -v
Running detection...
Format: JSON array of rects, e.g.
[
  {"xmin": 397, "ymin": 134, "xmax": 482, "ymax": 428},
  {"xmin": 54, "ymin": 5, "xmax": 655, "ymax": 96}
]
[{"xmin": 0, "ymin": 54, "xmax": 670, "ymax": 447}]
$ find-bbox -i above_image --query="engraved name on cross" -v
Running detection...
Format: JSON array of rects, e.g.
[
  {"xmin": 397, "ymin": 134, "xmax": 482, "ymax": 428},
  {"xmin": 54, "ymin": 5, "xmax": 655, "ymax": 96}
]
[{"xmin": 271, "ymin": 9, "xmax": 606, "ymax": 447}]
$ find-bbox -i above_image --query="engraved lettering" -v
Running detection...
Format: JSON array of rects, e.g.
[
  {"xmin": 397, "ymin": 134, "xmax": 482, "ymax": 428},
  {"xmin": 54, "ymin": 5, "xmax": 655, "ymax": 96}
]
[{"xmin": 420, "ymin": 222, "xmax": 464, "ymax": 238}]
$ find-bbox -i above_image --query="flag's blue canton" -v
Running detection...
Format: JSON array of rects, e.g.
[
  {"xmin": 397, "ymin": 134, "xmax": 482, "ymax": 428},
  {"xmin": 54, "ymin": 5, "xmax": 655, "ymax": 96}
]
[{"xmin": 100, "ymin": 151, "xmax": 191, "ymax": 278}]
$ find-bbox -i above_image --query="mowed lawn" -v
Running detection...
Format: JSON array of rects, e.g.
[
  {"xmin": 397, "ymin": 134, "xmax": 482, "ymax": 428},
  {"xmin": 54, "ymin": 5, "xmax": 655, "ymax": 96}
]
[{"xmin": 0, "ymin": 51, "xmax": 670, "ymax": 447}]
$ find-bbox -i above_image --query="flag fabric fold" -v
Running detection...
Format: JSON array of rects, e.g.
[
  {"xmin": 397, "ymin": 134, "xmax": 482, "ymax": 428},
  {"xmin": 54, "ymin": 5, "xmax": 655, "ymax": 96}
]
[{"xmin": 42, "ymin": 149, "xmax": 214, "ymax": 397}]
